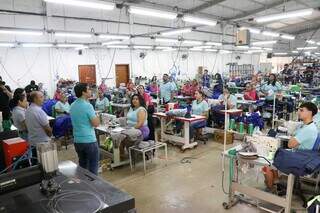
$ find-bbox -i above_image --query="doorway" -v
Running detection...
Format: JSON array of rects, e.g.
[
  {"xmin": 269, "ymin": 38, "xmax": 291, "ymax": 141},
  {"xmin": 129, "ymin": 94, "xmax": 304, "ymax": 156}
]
[
  {"xmin": 115, "ymin": 64, "xmax": 130, "ymax": 88},
  {"xmin": 78, "ymin": 65, "xmax": 96, "ymax": 85}
]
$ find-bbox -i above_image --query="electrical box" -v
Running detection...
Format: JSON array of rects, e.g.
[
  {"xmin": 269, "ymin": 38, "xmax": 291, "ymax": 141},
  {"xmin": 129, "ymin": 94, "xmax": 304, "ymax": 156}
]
[
  {"xmin": 236, "ymin": 29, "xmax": 250, "ymax": 46},
  {"xmin": 2, "ymin": 137, "xmax": 28, "ymax": 170}
]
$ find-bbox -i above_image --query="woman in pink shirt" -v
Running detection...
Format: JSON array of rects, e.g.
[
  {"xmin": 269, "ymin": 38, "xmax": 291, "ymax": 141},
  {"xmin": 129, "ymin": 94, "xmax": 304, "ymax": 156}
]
[
  {"xmin": 244, "ymin": 83, "xmax": 259, "ymax": 101},
  {"xmin": 137, "ymin": 85, "xmax": 153, "ymax": 107}
]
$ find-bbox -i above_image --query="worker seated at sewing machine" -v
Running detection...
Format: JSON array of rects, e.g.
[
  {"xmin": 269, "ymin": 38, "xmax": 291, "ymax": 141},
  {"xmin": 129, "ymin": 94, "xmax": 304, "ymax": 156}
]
[
  {"xmin": 263, "ymin": 102, "xmax": 319, "ymax": 193},
  {"xmin": 175, "ymin": 90, "xmax": 209, "ymax": 141},
  {"xmin": 211, "ymin": 87, "xmax": 238, "ymax": 128}
]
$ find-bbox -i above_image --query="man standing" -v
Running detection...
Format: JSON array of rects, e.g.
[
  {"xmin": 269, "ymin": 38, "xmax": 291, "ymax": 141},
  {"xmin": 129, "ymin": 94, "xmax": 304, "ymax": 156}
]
[
  {"xmin": 0, "ymin": 80, "xmax": 13, "ymax": 127},
  {"xmin": 70, "ymin": 83, "xmax": 100, "ymax": 175},
  {"xmin": 281, "ymin": 64, "xmax": 293, "ymax": 85},
  {"xmin": 202, "ymin": 69, "xmax": 211, "ymax": 88},
  {"xmin": 160, "ymin": 74, "xmax": 176, "ymax": 104},
  {"xmin": 25, "ymin": 91, "xmax": 52, "ymax": 144},
  {"xmin": 25, "ymin": 80, "xmax": 39, "ymax": 94},
  {"xmin": 304, "ymin": 66, "xmax": 314, "ymax": 86}
]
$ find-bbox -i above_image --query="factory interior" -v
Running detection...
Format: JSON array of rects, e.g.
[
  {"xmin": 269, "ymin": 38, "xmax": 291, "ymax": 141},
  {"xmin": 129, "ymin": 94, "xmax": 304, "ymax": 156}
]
[{"xmin": 1, "ymin": 0, "xmax": 320, "ymax": 212}]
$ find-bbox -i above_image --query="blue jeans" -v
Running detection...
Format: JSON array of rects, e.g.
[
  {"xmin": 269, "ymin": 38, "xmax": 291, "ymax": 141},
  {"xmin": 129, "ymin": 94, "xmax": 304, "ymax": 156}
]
[
  {"xmin": 74, "ymin": 142, "xmax": 100, "ymax": 175},
  {"xmin": 190, "ymin": 120, "xmax": 207, "ymax": 139}
]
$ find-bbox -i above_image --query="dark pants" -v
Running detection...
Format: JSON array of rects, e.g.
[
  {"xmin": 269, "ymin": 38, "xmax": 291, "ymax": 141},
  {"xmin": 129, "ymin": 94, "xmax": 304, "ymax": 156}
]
[{"xmin": 74, "ymin": 142, "xmax": 100, "ymax": 175}]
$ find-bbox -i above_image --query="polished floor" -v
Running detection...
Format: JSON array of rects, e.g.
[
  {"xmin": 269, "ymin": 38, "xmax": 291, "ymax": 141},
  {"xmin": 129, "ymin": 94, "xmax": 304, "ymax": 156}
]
[{"xmin": 58, "ymin": 137, "xmax": 306, "ymax": 213}]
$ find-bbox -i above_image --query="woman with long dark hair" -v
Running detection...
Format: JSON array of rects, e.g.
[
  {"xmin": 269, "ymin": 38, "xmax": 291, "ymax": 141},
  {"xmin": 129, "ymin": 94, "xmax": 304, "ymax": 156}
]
[{"xmin": 261, "ymin": 73, "xmax": 282, "ymax": 101}]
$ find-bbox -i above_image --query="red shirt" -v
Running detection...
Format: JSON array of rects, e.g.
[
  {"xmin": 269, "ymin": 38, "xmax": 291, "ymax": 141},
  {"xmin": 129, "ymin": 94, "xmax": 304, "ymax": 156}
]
[
  {"xmin": 181, "ymin": 84, "xmax": 192, "ymax": 96},
  {"xmin": 244, "ymin": 90, "xmax": 258, "ymax": 101},
  {"xmin": 143, "ymin": 92, "xmax": 153, "ymax": 106}
]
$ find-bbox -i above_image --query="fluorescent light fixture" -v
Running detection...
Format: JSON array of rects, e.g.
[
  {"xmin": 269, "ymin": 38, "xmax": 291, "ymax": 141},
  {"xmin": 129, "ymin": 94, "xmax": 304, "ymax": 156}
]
[
  {"xmin": 129, "ymin": 6, "xmax": 177, "ymax": 20},
  {"xmin": 205, "ymin": 42, "xmax": 222, "ymax": 46},
  {"xmin": 57, "ymin": 44, "xmax": 85, "ymax": 48},
  {"xmin": 252, "ymin": 40, "xmax": 277, "ymax": 46},
  {"xmin": 274, "ymin": 52, "xmax": 287, "ymax": 55},
  {"xmin": 315, "ymin": 52, "xmax": 320, "ymax": 55},
  {"xmin": 317, "ymin": 42, "xmax": 320, "ymax": 46},
  {"xmin": 75, "ymin": 46, "xmax": 88, "ymax": 50},
  {"xmin": 306, "ymin": 40, "xmax": 316, "ymax": 44},
  {"xmin": 98, "ymin": 34, "xmax": 130, "ymax": 40},
  {"xmin": 133, "ymin": 45, "xmax": 153, "ymax": 49},
  {"xmin": 55, "ymin": 32, "xmax": 92, "ymax": 38},
  {"xmin": 262, "ymin": 31, "xmax": 280, "ymax": 37},
  {"xmin": 162, "ymin": 48, "xmax": 176, "ymax": 52},
  {"xmin": 205, "ymin": 49, "xmax": 218, "ymax": 52},
  {"xmin": 189, "ymin": 48, "xmax": 203, "ymax": 51},
  {"xmin": 240, "ymin": 27, "xmax": 261, "ymax": 34},
  {"xmin": 281, "ymin": 34, "xmax": 295, "ymax": 40},
  {"xmin": 43, "ymin": 0, "xmax": 115, "ymax": 10},
  {"xmin": 251, "ymin": 46, "xmax": 263, "ymax": 49},
  {"xmin": 243, "ymin": 52, "xmax": 252, "ymax": 54},
  {"xmin": 106, "ymin": 45, "xmax": 129, "ymax": 49},
  {"xmin": 220, "ymin": 50, "xmax": 231, "ymax": 54},
  {"xmin": 183, "ymin": 40, "xmax": 203, "ymax": 45},
  {"xmin": 0, "ymin": 29, "xmax": 43, "ymax": 36},
  {"xmin": 304, "ymin": 51, "xmax": 311, "ymax": 55},
  {"xmin": 161, "ymin": 28, "xmax": 192, "ymax": 36},
  {"xmin": 155, "ymin": 38, "xmax": 179, "ymax": 43},
  {"xmin": 292, "ymin": 51, "xmax": 299, "ymax": 53},
  {"xmin": 236, "ymin": 45, "xmax": 249, "ymax": 49},
  {"xmin": 0, "ymin": 42, "xmax": 15, "ymax": 47},
  {"xmin": 182, "ymin": 15, "xmax": 217, "ymax": 26},
  {"xmin": 297, "ymin": 46, "xmax": 317, "ymax": 50},
  {"xmin": 102, "ymin": 40, "xmax": 123, "ymax": 46},
  {"xmin": 22, "ymin": 43, "xmax": 53, "ymax": 48},
  {"xmin": 195, "ymin": 45, "xmax": 212, "ymax": 49},
  {"xmin": 263, "ymin": 47, "xmax": 273, "ymax": 51},
  {"xmin": 255, "ymin": 8, "xmax": 313, "ymax": 23}
]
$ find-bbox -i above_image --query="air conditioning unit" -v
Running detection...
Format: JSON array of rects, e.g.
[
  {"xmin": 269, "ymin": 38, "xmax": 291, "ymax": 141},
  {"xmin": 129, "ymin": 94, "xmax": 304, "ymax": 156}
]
[{"xmin": 236, "ymin": 29, "xmax": 250, "ymax": 46}]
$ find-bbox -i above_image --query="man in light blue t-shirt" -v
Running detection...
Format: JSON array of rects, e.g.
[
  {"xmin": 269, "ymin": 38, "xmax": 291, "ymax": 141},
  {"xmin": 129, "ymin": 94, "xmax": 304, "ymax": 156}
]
[
  {"xmin": 70, "ymin": 83, "xmax": 100, "ymax": 175},
  {"xmin": 160, "ymin": 74, "xmax": 176, "ymax": 104},
  {"xmin": 288, "ymin": 102, "xmax": 318, "ymax": 150}
]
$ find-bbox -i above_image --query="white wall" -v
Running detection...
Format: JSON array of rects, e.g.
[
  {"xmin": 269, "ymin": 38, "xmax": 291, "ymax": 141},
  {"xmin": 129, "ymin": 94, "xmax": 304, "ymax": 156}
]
[{"xmin": 0, "ymin": 46, "xmax": 260, "ymax": 96}]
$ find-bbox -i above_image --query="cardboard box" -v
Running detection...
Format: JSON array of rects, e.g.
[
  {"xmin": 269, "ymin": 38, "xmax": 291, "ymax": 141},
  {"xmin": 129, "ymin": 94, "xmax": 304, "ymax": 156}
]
[{"xmin": 213, "ymin": 130, "xmax": 233, "ymax": 144}]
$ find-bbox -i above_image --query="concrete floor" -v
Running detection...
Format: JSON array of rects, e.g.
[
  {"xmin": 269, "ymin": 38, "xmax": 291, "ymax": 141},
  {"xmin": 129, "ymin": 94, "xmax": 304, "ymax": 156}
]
[{"xmin": 58, "ymin": 137, "xmax": 306, "ymax": 213}]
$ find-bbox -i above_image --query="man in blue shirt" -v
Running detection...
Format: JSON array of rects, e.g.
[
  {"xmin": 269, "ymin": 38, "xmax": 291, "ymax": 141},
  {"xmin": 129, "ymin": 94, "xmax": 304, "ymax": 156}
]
[
  {"xmin": 70, "ymin": 83, "xmax": 100, "ymax": 175},
  {"xmin": 160, "ymin": 74, "xmax": 176, "ymax": 104},
  {"xmin": 288, "ymin": 102, "xmax": 318, "ymax": 150}
]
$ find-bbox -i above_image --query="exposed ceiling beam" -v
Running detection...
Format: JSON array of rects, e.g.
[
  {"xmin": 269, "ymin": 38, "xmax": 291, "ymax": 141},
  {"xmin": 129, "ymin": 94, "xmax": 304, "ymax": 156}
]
[
  {"xmin": 186, "ymin": 0, "xmax": 226, "ymax": 13},
  {"xmin": 292, "ymin": 23, "xmax": 320, "ymax": 35},
  {"xmin": 226, "ymin": 0, "xmax": 293, "ymax": 21}
]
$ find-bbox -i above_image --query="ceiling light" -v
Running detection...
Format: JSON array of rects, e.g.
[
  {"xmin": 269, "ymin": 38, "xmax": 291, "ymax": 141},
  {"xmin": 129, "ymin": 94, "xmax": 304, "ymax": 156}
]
[
  {"xmin": 195, "ymin": 45, "xmax": 212, "ymax": 49},
  {"xmin": 75, "ymin": 46, "xmax": 88, "ymax": 50},
  {"xmin": 252, "ymin": 40, "xmax": 277, "ymax": 46},
  {"xmin": 189, "ymin": 48, "xmax": 203, "ymax": 51},
  {"xmin": 263, "ymin": 48, "xmax": 273, "ymax": 51},
  {"xmin": 55, "ymin": 32, "xmax": 92, "ymax": 38},
  {"xmin": 22, "ymin": 43, "xmax": 53, "ymax": 47},
  {"xmin": 306, "ymin": 40, "xmax": 316, "ymax": 44},
  {"xmin": 162, "ymin": 48, "xmax": 176, "ymax": 52},
  {"xmin": 281, "ymin": 34, "xmax": 295, "ymax": 40},
  {"xmin": 0, "ymin": 29, "xmax": 43, "ymax": 36},
  {"xmin": 43, "ymin": 0, "xmax": 115, "ymax": 10},
  {"xmin": 274, "ymin": 52, "xmax": 287, "ymax": 55},
  {"xmin": 236, "ymin": 45, "xmax": 249, "ymax": 49},
  {"xmin": 155, "ymin": 38, "xmax": 179, "ymax": 43},
  {"xmin": 0, "ymin": 42, "xmax": 15, "ymax": 47},
  {"xmin": 292, "ymin": 51, "xmax": 299, "ymax": 53},
  {"xmin": 161, "ymin": 28, "xmax": 192, "ymax": 36},
  {"xmin": 317, "ymin": 42, "xmax": 320, "ymax": 46},
  {"xmin": 106, "ymin": 45, "xmax": 129, "ymax": 49},
  {"xmin": 182, "ymin": 15, "xmax": 217, "ymax": 26},
  {"xmin": 57, "ymin": 44, "xmax": 85, "ymax": 48},
  {"xmin": 251, "ymin": 46, "xmax": 263, "ymax": 49},
  {"xmin": 155, "ymin": 46, "xmax": 171, "ymax": 49},
  {"xmin": 129, "ymin": 6, "xmax": 177, "ymax": 20},
  {"xmin": 248, "ymin": 50, "xmax": 264, "ymax": 53},
  {"xmin": 243, "ymin": 52, "xmax": 252, "ymax": 54},
  {"xmin": 315, "ymin": 52, "xmax": 320, "ymax": 55},
  {"xmin": 240, "ymin": 27, "xmax": 261, "ymax": 34},
  {"xmin": 205, "ymin": 42, "xmax": 222, "ymax": 46},
  {"xmin": 205, "ymin": 49, "xmax": 218, "ymax": 52},
  {"xmin": 98, "ymin": 34, "xmax": 130, "ymax": 40},
  {"xmin": 255, "ymin": 8, "xmax": 313, "ymax": 23},
  {"xmin": 183, "ymin": 40, "xmax": 203, "ymax": 45},
  {"xmin": 297, "ymin": 46, "xmax": 317, "ymax": 50},
  {"xmin": 133, "ymin": 45, "xmax": 153, "ymax": 49},
  {"xmin": 220, "ymin": 50, "xmax": 231, "ymax": 54},
  {"xmin": 102, "ymin": 40, "xmax": 123, "ymax": 46},
  {"xmin": 304, "ymin": 51, "xmax": 311, "ymax": 55},
  {"xmin": 262, "ymin": 31, "xmax": 280, "ymax": 37}
]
